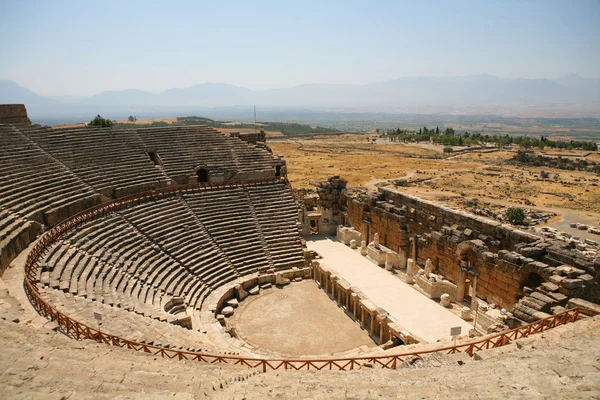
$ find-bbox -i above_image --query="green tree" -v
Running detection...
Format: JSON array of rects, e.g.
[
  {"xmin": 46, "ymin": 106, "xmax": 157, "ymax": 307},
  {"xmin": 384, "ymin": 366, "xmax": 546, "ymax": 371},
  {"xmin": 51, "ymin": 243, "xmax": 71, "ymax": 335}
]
[
  {"xmin": 505, "ymin": 207, "xmax": 526, "ymax": 225},
  {"xmin": 89, "ymin": 115, "xmax": 114, "ymax": 128}
]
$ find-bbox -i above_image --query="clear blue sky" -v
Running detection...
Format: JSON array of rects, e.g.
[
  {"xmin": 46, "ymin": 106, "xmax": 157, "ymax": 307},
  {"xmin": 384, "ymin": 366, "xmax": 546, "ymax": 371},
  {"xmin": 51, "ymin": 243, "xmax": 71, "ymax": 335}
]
[{"xmin": 1, "ymin": 0, "xmax": 598, "ymax": 96}]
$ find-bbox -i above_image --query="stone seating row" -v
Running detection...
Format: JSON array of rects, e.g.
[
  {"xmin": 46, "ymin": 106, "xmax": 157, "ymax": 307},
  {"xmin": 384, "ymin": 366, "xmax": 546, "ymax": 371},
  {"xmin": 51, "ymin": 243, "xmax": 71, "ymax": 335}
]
[
  {"xmin": 12, "ymin": 124, "xmax": 280, "ymax": 196},
  {"xmin": 38, "ymin": 288, "xmax": 245, "ymax": 356},
  {"xmin": 40, "ymin": 183, "xmax": 305, "ymax": 323},
  {"xmin": 20, "ymin": 125, "xmax": 165, "ymax": 197},
  {"xmin": 183, "ymin": 188, "xmax": 274, "ymax": 275},
  {"xmin": 245, "ymin": 184, "xmax": 305, "ymax": 269},
  {"xmin": 42, "ymin": 212, "xmax": 211, "ymax": 316},
  {"xmin": 138, "ymin": 126, "xmax": 278, "ymax": 178},
  {"xmin": 0, "ymin": 125, "xmax": 101, "ymax": 224}
]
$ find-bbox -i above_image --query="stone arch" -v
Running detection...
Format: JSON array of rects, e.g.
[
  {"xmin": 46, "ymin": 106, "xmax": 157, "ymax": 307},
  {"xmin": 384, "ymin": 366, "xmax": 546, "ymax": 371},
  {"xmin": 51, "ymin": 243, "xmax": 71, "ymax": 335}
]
[
  {"xmin": 456, "ymin": 240, "xmax": 488, "ymax": 268},
  {"xmin": 517, "ymin": 263, "xmax": 552, "ymax": 287},
  {"xmin": 196, "ymin": 167, "xmax": 209, "ymax": 183},
  {"xmin": 455, "ymin": 240, "xmax": 489, "ymax": 304},
  {"xmin": 520, "ymin": 272, "xmax": 544, "ymax": 290}
]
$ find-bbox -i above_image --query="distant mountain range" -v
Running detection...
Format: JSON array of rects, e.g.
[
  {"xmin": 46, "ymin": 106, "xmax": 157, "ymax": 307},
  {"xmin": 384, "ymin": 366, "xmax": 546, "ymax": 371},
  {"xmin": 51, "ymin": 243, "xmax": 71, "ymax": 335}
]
[{"xmin": 1, "ymin": 74, "xmax": 599, "ymax": 122}]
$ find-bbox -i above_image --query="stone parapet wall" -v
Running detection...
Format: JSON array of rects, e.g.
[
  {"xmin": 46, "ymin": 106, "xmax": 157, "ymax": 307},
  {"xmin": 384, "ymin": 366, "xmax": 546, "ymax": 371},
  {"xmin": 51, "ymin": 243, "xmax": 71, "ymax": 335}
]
[{"xmin": 0, "ymin": 104, "xmax": 31, "ymax": 125}]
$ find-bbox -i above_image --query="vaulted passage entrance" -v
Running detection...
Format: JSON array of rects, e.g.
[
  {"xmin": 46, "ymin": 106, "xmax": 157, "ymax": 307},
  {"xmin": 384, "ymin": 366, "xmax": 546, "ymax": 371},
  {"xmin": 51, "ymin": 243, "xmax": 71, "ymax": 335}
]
[
  {"xmin": 521, "ymin": 272, "xmax": 544, "ymax": 290},
  {"xmin": 197, "ymin": 168, "xmax": 208, "ymax": 183}
]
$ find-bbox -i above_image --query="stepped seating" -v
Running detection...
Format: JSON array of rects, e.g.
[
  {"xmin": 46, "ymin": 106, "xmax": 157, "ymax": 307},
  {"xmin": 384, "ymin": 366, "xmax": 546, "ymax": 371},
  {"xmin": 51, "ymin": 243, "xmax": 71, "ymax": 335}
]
[
  {"xmin": 119, "ymin": 197, "xmax": 239, "ymax": 307},
  {"xmin": 38, "ymin": 288, "xmax": 245, "ymax": 354},
  {"xmin": 244, "ymin": 184, "xmax": 306, "ymax": 269},
  {"xmin": 138, "ymin": 126, "xmax": 279, "ymax": 182},
  {"xmin": 40, "ymin": 211, "xmax": 208, "ymax": 320},
  {"xmin": 40, "ymin": 183, "xmax": 305, "ymax": 326},
  {"xmin": 184, "ymin": 187, "xmax": 274, "ymax": 275},
  {"xmin": 0, "ymin": 319, "xmax": 258, "ymax": 399},
  {"xmin": 20, "ymin": 125, "xmax": 165, "ymax": 197},
  {"xmin": 0, "ymin": 122, "xmax": 304, "ymax": 354},
  {"xmin": 0, "ymin": 125, "xmax": 102, "ymax": 225}
]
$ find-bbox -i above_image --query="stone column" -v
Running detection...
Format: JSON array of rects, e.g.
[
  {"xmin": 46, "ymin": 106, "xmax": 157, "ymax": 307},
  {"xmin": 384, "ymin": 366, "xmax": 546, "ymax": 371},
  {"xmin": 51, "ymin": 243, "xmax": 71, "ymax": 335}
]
[
  {"xmin": 360, "ymin": 240, "xmax": 368, "ymax": 256},
  {"xmin": 369, "ymin": 312, "xmax": 376, "ymax": 336},
  {"xmin": 398, "ymin": 247, "xmax": 407, "ymax": 269},
  {"xmin": 345, "ymin": 291, "xmax": 350, "ymax": 310},
  {"xmin": 470, "ymin": 275, "xmax": 478, "ymax": 310},
  {"xmin": 331, "ymin": 276, "xmax": 336, "ymax": 299},
  {"xmin": 456, "ymin": 267, "xmax": 466, "ymax": 303},
  {"xmin": 424, "ymin": 258, "xmax": 433, "ymax": 278},
  {"xmin": 361, "ymin": 220, "xmax": 370, "ymax": 244},
  {"xmin": 406, "ymin": 258, "xmax": 416, "ymax": 284},
  {"xmin": 385, "ymin": 252, "xmax": 393, "ymax": 271},
  {"xmin": 351, "ymin": 293, "xmax": 358, "ymax": 318},
  {"xmin": 410, "ymin": 236, "xmax": 418, "ymax": 263},
  {"xmin": 378, "ymin": 315, "xmax": 388, "ymax": 344},
  {"xmin": 360, "ymin": 305, "xmax": 365, "ymax": 326}
]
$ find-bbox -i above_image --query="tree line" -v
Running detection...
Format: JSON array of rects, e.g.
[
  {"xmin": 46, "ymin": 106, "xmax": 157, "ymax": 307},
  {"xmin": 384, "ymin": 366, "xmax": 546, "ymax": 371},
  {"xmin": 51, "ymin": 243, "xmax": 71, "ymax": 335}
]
[{"xmin": 383, "ymin": 126, "xmax": 598, "ymax": 150}]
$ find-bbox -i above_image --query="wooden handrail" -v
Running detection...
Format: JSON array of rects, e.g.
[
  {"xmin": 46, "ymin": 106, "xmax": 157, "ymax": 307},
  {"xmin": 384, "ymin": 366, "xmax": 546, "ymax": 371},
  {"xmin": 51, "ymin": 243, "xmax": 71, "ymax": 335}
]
[{"xmin": 22, "ymin": 179, "xmax": 596, "ymax": 372}]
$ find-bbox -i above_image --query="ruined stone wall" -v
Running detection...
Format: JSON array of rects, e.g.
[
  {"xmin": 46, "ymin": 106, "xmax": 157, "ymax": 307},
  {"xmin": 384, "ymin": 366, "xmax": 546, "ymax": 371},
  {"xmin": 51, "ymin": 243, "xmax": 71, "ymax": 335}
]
[
  {"xmin": 379, "ymin": 188, "xmax": 540, "ymax": 252},
  {"xmin": 416, "ymin": 233, "xmax": 523, "ymax": 308},
  {"xmin": 229, "ymin": 131, "xmax": 266, "ymax": 145},
  {"xmin": 0, "ymin": 104, "xmax": 31, "ymax": 125},
  {"xmin": 341, "ymin": 185, "xmax": 598, "ymax": 311}
]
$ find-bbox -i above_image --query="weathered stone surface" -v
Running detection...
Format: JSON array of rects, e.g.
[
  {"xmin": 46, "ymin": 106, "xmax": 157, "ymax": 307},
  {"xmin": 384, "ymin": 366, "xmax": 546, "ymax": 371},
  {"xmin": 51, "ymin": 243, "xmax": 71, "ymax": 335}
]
[
  {"xmin": 440, "ymin": 293, "xmax": 451, "ymax": 307},
  {"xmin": 540, "ymin": 282, "xmax": 559, "ymax": 292},
  {"xmin": 226, "ymin": 299, "xmax": 239, "ymax": 308},
  {"xmin": 546, "ymin": 291, "xmax": 568, "ymax": 303},
  {"xmin": 530, "ymin": 291, "xmax": 557, "ymax": 306},
  {"xmin": 562, "ymin": 279, "xmax": 584, "ymax": 289},
  {"xmin": 566, "ymin": 298, "xmax": 600, "ymax": 314},
  {"xmin": 221, "ymin": 306, "xmax": 235, "ymax": 316},
  {"xmin": 235, "ymin": 284, "xmax": 249, "ymax": 301},
  {"xmin": 275, "ymin": 273, "xmax": 290, "ymax": 286},
  {"xmin": 460, "ymin": 307, "xmax": 472, "ymax": 321},
  {"xmin": 519, "ymin": 246, "xmax": 546, "ymax": 258}
]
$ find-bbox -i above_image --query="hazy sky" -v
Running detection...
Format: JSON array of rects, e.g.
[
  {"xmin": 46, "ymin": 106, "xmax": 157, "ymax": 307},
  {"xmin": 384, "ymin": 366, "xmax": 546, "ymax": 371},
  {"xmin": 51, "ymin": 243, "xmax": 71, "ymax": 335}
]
[{"xmin": 1, "ymin": 0, "xmax": 599, "ymax": 96}]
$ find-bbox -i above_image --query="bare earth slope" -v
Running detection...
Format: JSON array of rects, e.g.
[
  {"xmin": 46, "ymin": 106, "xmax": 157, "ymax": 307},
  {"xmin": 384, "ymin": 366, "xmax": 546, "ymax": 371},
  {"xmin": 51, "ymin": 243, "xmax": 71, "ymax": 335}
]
[
  {"xmin": 1, "ymin": 300, "xmax": 598, "ymax": 399},
  {"xmin": 218, "ymin": 315, "xmax": 600, "ymax": 399}
]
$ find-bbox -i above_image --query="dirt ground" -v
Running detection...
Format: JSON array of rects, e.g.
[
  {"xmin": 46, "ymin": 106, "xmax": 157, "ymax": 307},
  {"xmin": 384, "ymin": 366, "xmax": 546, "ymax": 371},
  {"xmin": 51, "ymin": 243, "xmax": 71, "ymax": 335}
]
[
  {"xmin": 232, "ymin": 280, "xmax": 375, "ymax": 357},
  {"xmin": 269, "ymin": 134, "xmax": 600, "ymax": 227}
]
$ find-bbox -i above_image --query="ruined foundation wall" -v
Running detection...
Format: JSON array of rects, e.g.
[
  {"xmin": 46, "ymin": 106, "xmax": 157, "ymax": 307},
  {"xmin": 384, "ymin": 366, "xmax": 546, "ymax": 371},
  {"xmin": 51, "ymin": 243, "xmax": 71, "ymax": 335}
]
[{"xmin": 342, "ymin": 186, "xmax": 598, "ymax": 310}]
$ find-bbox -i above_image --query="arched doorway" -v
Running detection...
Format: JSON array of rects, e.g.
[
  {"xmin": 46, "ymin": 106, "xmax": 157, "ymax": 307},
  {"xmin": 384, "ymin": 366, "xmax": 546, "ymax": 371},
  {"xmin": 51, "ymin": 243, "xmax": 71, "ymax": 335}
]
[
  {"xmin": 197, "ymin": 168, "xmax": 209, "ymax": 183},
  {"xmin": 455, "ymin": 240, "xmax": 488, "ymax": 305},
  {"xmin": 275, "ymin": 165, "xmax": 281, "ymax": 177},
  {"xmin": 521, "ymin": 272, "xmax": 544, "ymax": 291}
]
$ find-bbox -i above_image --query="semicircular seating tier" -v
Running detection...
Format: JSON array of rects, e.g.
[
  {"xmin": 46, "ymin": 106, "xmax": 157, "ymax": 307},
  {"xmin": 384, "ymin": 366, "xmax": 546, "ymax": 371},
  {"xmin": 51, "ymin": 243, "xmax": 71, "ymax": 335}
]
[
  {"xmin": 0, "ymin": 123, "xmax": 286, "ymax": 274},
  {"xmin": 38, "ymin": 182, "xmax": 305, "ymax": 318}
]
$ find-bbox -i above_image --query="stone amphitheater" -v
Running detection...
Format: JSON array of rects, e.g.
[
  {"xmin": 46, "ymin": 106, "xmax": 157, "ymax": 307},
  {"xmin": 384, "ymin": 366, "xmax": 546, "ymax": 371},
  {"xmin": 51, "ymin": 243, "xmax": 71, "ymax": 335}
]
[{"xmin": 1, "ymin": 104, "xmax": 599, "ymax": 399}]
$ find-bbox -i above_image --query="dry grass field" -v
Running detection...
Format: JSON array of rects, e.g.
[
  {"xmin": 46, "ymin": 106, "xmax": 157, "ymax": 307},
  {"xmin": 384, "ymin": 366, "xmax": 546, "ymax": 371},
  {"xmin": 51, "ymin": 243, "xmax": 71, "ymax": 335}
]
[{"xmin": 270, "ymin": 135, "xmax": 600, "ymax": 224}]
